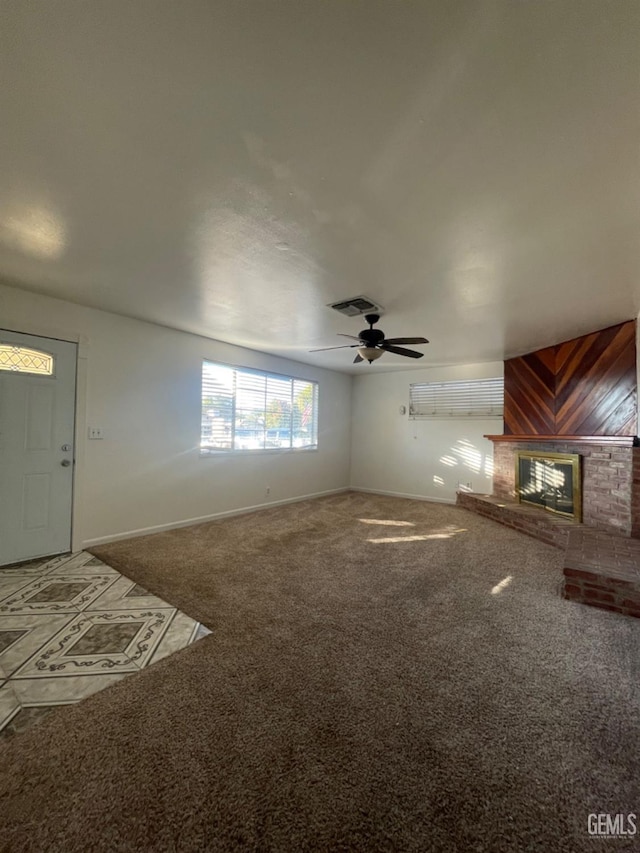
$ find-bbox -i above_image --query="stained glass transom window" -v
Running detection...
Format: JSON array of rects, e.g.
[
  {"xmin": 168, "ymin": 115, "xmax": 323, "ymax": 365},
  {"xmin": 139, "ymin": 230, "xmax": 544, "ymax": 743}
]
[{"xmin": 0, "ymin": 344, "xmax": 55, "ymax": 376}]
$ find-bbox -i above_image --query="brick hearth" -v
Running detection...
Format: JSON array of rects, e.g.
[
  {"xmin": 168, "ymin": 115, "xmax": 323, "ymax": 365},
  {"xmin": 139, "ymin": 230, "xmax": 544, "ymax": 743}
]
[
  {"xmin": 563, "ymin": 528, "xmax": 640, "ymax": 618},
  {"xmin": 457, "ymin": 493, "xmax": 640, "ymax": 619},
  {"xmin": 456, "ymin": 492, "xmax": 576, "ymax": 548},
  {"xmin": 456, "ymin": 435, "xmax": 640, "ymax": 619}
]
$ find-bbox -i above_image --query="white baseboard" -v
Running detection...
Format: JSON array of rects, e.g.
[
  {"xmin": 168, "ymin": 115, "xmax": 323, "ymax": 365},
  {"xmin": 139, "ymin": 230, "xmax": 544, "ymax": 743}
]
[
  {"xmin": 349, "ymin": 487, "xmax": 456, "ymax": 505},
  {"xmin": 82, "ymin": 487, "xmax": 350, "ymax": 548}
]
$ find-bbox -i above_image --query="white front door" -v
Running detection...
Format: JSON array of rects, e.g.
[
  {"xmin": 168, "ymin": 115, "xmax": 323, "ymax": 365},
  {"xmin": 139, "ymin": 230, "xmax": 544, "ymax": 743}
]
[{"xmin": 0, "ymin": 330, "xmax": 77, "ymax": 566}]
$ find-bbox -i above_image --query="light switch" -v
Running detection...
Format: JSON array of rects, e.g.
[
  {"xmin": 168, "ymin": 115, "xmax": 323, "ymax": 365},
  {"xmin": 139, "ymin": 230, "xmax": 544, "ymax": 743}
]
[{"xmin": 88, "ymin": 426, "xmax": 104, "ymax": 440}]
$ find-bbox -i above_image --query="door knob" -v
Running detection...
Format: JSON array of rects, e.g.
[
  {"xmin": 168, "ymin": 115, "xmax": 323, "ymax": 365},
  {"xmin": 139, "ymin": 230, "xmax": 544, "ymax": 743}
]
[{"xmin": 60, "ymin": 459, "xmax": 72, "ymax": 467}]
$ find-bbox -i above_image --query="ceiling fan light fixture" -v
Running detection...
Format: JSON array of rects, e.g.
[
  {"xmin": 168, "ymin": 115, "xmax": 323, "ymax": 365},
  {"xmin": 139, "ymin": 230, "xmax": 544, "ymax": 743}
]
[
  {"xmin": 358, "ymin": 346, "xmax": 383, "ymax": 363},
  {"xmin": 310, "ymin": 313, "xmax": 428, "ymax": 362}
]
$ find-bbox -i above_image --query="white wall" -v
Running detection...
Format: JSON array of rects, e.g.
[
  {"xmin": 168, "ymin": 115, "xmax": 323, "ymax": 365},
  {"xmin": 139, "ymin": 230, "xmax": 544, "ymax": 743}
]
[
  {"xmin": 0, "ymin": 283, "xmax": 352, "ymax": 548},
  {"xmin": 350, "ymin": 362, "xmax": 504, "ymax": 503}
]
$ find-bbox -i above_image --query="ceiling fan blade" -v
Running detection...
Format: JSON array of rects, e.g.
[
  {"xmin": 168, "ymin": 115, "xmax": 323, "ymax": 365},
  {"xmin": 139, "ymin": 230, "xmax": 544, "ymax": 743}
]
[
  {"xmin": 382, "ymin": 344, "xmax": 424, "ymax": 359},
  {"xmin": 310, "ymin": 344, "xmax": 359, "ymax": 352},
  {"xmin": 337, "ymin": 334, "xmax": 363, "ymax": 341},
  {"xmin": 383, "ymin": 336, "xmax": 429, "ymax": 345},
  {"xmin": 353, "ymin": 353, "xmax": 364, "ymax": 363}
]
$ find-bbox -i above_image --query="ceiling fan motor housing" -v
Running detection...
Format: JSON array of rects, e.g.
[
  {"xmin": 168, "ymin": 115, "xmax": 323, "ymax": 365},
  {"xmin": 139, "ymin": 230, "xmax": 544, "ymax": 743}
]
[
  {"xmin": 310, "ymin": 309, "xmax": 427, "ymax": 362},
  {"xmin": 358, "ymin": 313, "xmax": 384, "ymax": 345},
  {"xmin": 359, "ymin": 328, "xmax": 384, "ymax": 345}
]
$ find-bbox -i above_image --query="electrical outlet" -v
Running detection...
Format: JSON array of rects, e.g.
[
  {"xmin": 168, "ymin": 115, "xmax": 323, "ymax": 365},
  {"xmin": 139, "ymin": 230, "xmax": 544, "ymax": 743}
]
[
  {"xmin": 88, "ymin": 426, "xmax": 104, "ymax": 440},
  {"xmin": 265, "ymin": 486, "xmax": 271, "ymax": 496}
]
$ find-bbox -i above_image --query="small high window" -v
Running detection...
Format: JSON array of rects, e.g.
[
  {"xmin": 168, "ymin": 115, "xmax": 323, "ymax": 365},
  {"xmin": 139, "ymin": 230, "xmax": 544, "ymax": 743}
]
[
  {"xmin": 409, "ymin": 378, "xmax": 504, "ymax": 418},
  {"xmin": 0, "ymin": 344, "xmax": 55, "ymax": 376},
  {"xmin": 201, "ymin": 361, "xmax": 319, "ymax": 452}
]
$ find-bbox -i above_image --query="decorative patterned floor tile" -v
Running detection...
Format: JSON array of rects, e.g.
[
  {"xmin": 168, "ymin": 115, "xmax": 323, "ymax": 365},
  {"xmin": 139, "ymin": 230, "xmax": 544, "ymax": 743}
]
[
  {"xmin": 148, "ymin": 610, "xmax": 203, "ymax": 665},
  {"xmin": 0, "ymin": 574, "xmax": 117, "ymax": 615},
  {"xmin": 0, "ymin": 614, "xmax": 77, "ymax": 676},
  {"xmin": 126, "ymin": 583, "xmax": 150, "ymax": 597},
  {"xmin": 0, "ymin": 551, "xmax": 211, "ymax": 735},
  {"xmin": 86, "ymin": 575, "xmax": 170, "ymax": 611},
  {"xmin": 14, "ymin": 608, "xmax": 178, "ymax": 677},
  {"xmin": 0, "ymin": 559, "xmax": 57, "ymax": 576},
  {"xmin": 0, "ymin": 682, "xmax": 21, "ymax": 730},
  {"xmin": 0, "ymin": 705, "xmax": 57, "ymax": 741},
  {"xmin": 195, "ymin": 624, "xmax": 212, "ymax": 642},
  {"xmin": 68, "ymin": 622, "xmax": 143, "ymax": 655},
  {"xmin": 0, "ymin": 630, "xmax": 29, "ymax": 654},
  {"xmin": 47, "ymin": 554, "xmax": 119, "ymax": 577},
  {"xmin": 0, "ymin": 574, "xmax": 38, "ymax": 600},
  {"xmin": 10, "ymin": 673, "xmax": 128, "ymax": 706}
]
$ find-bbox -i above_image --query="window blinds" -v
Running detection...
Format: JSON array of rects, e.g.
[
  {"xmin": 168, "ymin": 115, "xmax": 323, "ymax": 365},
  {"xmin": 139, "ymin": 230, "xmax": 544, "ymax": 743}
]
[
  {"xmin": 201, "ymin": 361, "xmax": 318, "ymax": 451},
  {"xmin": 409, "ymin": 377, "xmax": 504, "ymax": 418}
]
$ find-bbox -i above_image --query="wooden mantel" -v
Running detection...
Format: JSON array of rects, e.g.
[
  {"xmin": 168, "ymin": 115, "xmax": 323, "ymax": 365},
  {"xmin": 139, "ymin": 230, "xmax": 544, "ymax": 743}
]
[{"xmin": 484, "ymin": 434, "xmax": 638, "ymax": 447}]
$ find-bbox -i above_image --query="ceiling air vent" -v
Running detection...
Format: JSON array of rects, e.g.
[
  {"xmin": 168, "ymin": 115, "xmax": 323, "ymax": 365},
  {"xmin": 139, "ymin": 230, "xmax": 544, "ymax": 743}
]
[{"xmin": 328, "ymin": 296, "xmax": 383, "ymax": 317}]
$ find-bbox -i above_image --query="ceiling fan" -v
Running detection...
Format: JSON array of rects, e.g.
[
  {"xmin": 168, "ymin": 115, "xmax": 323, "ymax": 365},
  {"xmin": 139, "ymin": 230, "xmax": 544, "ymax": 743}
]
[{"xmin": 311, "ymin": 313, "xmax": 429, "ymax": 364}]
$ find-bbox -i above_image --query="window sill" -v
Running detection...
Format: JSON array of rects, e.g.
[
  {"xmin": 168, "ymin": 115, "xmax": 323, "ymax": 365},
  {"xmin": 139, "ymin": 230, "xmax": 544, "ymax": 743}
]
[{"xmin": 199, "ymin": 447, "xmax": 318, "ymax": 457}]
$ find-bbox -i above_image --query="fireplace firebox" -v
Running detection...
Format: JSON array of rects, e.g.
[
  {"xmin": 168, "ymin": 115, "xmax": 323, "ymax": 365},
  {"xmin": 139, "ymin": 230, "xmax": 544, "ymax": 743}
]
[{"xmin": 515, "ymin": 450, "xmax": 581, "ymax": 521}]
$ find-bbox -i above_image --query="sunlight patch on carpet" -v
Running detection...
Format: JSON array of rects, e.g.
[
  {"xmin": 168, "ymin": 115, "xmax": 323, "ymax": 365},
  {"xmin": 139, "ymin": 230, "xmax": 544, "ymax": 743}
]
[
  {"xmin": 367, "ymin": 528, "xmax": 467, "ymax": 543},
  {"xmin": 491, "ymin": 575, "xmax": 513, "ymax": 595}
]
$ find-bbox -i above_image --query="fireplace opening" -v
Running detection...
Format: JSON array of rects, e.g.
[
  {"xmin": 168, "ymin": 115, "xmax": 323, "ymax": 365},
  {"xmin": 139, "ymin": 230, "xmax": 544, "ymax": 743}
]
[{"xmin": 516, "ymin": 450, "xmax": 582, "ymax": 521}]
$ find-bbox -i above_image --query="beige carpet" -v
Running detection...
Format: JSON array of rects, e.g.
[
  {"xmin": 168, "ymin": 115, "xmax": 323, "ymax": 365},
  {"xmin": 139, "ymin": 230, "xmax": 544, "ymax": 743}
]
[{"xmin": 0, "ymin": 492, "xmax": 639, "ymax": 852}]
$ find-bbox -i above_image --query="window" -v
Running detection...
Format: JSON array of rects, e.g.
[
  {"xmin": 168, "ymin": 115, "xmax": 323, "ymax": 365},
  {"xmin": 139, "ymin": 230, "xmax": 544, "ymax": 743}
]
[
  {"xmin": 201, "ymin": 361, "xmax": 318, "ymax": 452},
  {"xmin": 0, "ymin": 343, "xmax": 54, "ymax": 376},
  {"xmin": 409, "ymin": 377, "xmax": 503, "ymax": 418}
]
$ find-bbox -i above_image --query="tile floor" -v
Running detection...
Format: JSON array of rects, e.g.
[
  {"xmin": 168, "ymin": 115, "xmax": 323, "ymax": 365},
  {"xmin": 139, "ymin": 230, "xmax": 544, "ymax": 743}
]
[{"xmin": 0, "ymin": 551, "xmax": 210, "ymax": 738}]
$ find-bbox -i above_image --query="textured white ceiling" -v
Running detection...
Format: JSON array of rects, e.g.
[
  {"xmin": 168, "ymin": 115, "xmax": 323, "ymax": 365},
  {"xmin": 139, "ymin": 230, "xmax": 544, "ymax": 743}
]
[{"xmin": 1, "ymin": 1, "xmax": 639, "ymax": 373}]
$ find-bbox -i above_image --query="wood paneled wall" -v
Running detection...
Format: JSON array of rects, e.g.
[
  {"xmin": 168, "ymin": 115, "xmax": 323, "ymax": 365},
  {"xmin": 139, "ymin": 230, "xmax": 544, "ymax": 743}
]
[{"xmin": 504, "ymin": 320, "xmax": 637, "ymax": 436}]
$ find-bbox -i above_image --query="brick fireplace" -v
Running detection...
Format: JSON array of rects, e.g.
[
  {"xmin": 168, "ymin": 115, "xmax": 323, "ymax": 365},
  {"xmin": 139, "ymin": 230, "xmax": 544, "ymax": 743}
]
[
  {"xmin": 457, "ymin": 320, "xmax": 639, "ymax": 544},
  {"xmin": 456, "ymin": 434, "xmax": 640, "ymax": 619},
  {"xmin": 456, "ymin": 319, "xmax": 640, "ymax": 618},
  {"xmin": 456, "ymin": 435, "xmax": 640, "ymax": 548},
  {"xmin": 490, "ymin": 436, "xmax": 640, "ymax": 537}
]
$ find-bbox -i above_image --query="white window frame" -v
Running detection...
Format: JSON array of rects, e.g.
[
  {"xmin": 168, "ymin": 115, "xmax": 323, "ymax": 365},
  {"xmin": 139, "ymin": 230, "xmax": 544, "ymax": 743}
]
[
  {"xmin": 201, "ymin": 360, "xmax": 319, "ymax": 454},
  {"xmin": 409, "ymin": 377, "xmax": 504, "ymax": 418}
]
